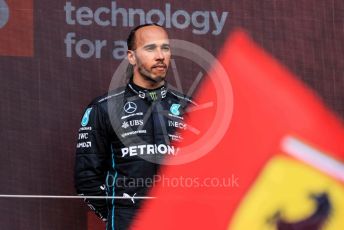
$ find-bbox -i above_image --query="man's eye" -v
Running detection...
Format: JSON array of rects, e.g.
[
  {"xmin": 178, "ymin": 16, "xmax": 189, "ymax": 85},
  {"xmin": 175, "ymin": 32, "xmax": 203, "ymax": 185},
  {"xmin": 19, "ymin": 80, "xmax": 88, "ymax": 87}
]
[
  {"xmin": 162, "ymin": 46, "xmax": 170, "ymax": 51},
  {"xmin": 145, "ymin": 46, "xmax": 155, "ymax": 51}
]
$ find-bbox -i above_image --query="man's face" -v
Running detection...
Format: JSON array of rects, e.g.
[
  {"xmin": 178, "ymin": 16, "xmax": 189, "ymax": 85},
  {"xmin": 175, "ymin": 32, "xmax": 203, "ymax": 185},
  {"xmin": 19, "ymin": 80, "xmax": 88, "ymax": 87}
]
[{"xmin": 128, "ymin": 26, "xmax": 171, "ymax": 84}]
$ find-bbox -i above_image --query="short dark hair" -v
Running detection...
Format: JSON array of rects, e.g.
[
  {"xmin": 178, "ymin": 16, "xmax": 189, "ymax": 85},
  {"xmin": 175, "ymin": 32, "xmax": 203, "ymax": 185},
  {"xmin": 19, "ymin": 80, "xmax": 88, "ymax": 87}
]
[{"xmin": 126, "ymin": 23, "xmax": 164, "ymax": 50}]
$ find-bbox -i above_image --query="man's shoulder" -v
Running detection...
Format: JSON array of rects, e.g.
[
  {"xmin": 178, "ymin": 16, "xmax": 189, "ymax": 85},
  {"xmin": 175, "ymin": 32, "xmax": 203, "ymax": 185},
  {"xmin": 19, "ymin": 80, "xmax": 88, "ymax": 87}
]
[
  {"xmin": 87, "ymin": 87, "xmax": 126, "ymax": 108},
  {"xmin": 167, "ymin": 88, "xmax": 197, "ymax": 106}
]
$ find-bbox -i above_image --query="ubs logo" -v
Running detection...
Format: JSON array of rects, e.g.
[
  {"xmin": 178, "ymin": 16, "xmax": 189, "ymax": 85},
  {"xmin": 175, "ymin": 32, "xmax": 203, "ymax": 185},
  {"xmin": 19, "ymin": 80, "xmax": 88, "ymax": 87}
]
[
  {"xmin": 0, "ymin": 0, "xmax": 33, "ymax": 56},
  {"xmin": 0, "ymin": 0, "xmax": 9, "ymax": 28}
]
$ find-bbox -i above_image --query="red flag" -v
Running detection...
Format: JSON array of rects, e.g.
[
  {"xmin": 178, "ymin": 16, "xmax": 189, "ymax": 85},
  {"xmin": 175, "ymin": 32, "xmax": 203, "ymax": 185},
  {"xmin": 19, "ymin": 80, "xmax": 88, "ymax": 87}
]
[{"xmin": 133, "ymin": 30, "xmax": 344, "ymax": 229}]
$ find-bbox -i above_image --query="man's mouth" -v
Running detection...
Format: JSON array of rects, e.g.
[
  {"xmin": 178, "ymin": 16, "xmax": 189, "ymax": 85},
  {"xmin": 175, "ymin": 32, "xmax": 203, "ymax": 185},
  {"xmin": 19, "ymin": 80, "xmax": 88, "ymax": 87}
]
[{"xmin": 152, "ymin": 64, "xmax": 167, "ymax": 70}]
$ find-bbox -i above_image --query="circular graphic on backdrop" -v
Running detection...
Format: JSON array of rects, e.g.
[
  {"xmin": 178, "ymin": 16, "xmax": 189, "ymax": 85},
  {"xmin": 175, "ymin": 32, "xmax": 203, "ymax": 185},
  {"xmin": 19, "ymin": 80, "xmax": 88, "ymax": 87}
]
[{"xmin": 0, "ymin": 0, "xmax": 9, "ymax": 29}]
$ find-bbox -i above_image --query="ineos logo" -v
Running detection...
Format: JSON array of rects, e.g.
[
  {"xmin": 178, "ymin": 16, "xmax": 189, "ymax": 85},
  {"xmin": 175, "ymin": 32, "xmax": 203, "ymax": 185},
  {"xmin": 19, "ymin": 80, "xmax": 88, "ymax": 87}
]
[
  {"xmin": 0, "ymin": 0, "xmax": 9, "ymax": 29},
  {"xmin": 123, "ymin": 102, "xmax": 137, "ymax": 114}
]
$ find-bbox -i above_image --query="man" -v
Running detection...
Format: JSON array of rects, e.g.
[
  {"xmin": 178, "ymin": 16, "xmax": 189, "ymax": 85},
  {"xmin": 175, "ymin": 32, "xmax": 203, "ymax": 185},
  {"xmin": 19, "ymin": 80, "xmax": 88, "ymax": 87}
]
[{"xmin": 74, "ymin": 23, "xmax": 195, "ymax": 230}]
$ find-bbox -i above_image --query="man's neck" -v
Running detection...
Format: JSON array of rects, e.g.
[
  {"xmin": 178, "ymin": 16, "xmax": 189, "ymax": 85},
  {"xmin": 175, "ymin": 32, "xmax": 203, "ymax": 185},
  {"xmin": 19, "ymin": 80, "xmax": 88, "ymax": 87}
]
[{"xmin": 132, "ymin": 75, "xmax": 164, "ymax": 90}]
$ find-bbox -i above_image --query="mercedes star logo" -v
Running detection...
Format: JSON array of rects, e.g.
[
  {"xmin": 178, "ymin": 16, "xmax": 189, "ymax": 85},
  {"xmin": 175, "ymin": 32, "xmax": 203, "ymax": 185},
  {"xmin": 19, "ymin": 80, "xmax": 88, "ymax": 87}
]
[{"xmin": 123, "ymin": 101, "xmax": 137, "ymax": 114}]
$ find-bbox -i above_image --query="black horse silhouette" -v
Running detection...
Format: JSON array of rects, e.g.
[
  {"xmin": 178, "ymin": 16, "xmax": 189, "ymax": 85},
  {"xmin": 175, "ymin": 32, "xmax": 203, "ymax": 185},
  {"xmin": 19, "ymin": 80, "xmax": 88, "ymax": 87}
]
[{"xmin": 269, "ymin": 192, "xmax": 331, "ymax": 230}]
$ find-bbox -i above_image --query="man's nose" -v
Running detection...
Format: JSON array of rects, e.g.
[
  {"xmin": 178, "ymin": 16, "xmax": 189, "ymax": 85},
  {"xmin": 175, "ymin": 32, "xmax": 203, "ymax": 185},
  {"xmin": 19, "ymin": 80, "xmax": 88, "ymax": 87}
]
[{"xmin": 155, "ymin": 48, "xmax": 165, "ymax": 60}]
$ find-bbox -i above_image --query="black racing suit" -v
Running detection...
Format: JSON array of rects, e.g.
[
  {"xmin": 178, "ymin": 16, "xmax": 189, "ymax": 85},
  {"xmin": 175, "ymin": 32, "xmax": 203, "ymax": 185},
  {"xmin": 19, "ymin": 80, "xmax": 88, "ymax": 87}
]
[{"xmin": 74, "ymin": 80, "xmax": 194, "ymax": 230}]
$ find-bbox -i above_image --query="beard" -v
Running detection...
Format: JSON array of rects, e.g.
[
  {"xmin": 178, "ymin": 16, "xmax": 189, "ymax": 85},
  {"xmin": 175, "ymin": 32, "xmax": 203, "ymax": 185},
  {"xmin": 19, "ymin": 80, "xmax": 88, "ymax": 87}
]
[{"xmin": 137, "ymin": 63, "xmax": 167, "ymax": 83}]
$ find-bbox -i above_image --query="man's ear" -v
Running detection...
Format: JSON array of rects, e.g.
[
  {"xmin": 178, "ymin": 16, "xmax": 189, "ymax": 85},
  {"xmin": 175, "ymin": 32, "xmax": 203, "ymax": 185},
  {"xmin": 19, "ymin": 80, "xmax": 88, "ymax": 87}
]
[{"xmin": 127, "ymin": 50, "xmax": 136, "ymax": 65}]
